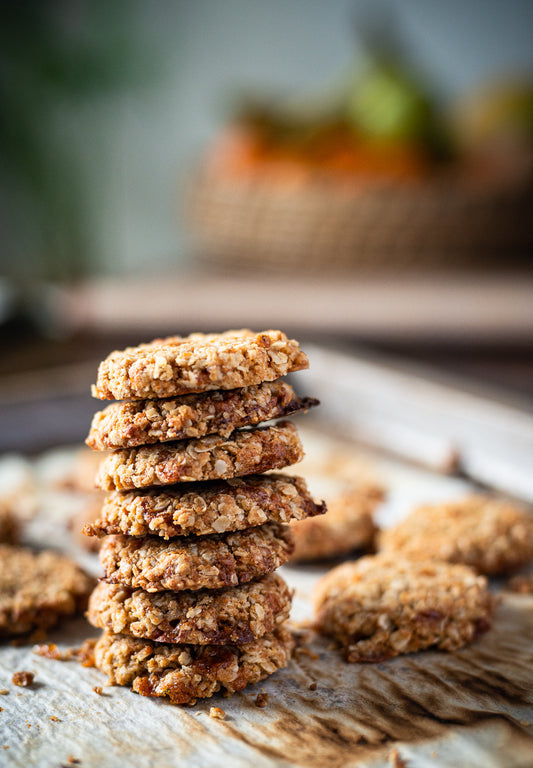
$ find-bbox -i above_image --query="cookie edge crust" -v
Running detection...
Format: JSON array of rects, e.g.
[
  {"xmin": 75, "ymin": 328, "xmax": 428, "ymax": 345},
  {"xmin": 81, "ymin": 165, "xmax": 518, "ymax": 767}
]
[
  {"xmin": 92, "ymin": 627, "xmax": 295, "ymax": 704},
  {"xmin": 98, "ymin": 523, "xmax": 295, "ymax": 593},
  {"xmin": 84, "ymin": 474, "xmax": 325, "ymax": 540},
  {"xmin": 92, "ymin": 330, "xmax": 309, "ymax": 400},
  {"xmin": 86, "ymin": 573, "xmax": 293, "ymax": 645}
]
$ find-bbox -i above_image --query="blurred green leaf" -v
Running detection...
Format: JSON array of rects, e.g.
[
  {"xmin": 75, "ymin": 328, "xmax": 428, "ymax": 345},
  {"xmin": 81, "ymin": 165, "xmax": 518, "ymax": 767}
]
[{"xmin": 0, "ymin": 0, "xmax": 156, "ymax": 282}]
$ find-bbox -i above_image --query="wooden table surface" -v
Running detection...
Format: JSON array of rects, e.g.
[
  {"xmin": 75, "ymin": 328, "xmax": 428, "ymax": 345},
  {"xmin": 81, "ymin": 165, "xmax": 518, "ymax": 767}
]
[{"xmin": 1, "ymin": 269, "xmax": 532, "ymax": 453}]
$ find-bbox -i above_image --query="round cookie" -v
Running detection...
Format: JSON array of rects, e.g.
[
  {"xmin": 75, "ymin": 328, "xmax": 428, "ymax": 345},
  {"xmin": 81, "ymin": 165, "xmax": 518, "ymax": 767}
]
[
  {"xmin": 87, "ymin": 379, "xmax": 317, "ymax": 450},
  {"xmin": 313, "ymin": 554, "xmax": 495, "ymax": 663},
  {"xmin": 87, "ymin": 572, "xmax": 292, "ymax": 645},
  {"xmin": 379, "ymin": 495, "xmax": 533, "ymax": 575},
  {"xmin": 92, "ymin": 329, "xmax": 308, "ymax": 401},
  {"xmin": 290, "ymin": 484, "xmax": 382, "ymax": 562},
  {"xmin": 95, "ymin": 422, "xmax": 304, "ymax": 491},
  {"xmin": 85, "ymin": 474, "xmax": 325, "ymax": 540},
  {"xmin": 0, "ymin": 545, "xmax": 94, "ymax": 637},
  {"xmin": 99, "ymin": 522, "xmax": 294, "ymax": 593},
  {"xmin": 92, "ymin": 626, "xmax": 294, "ymax": 704}
]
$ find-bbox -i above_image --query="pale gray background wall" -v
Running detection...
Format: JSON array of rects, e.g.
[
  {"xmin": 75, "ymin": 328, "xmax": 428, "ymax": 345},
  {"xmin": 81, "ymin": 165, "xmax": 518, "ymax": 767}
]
[{"xmin": 7, "ymin": 0, "xmax": 533, "ymax": 277}]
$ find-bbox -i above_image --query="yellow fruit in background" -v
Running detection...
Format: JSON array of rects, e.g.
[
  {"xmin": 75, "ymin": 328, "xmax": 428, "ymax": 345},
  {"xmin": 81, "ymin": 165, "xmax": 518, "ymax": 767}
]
[{"xmin": 454, "ymin": 80, "xmax": 533, "ymax": 148}]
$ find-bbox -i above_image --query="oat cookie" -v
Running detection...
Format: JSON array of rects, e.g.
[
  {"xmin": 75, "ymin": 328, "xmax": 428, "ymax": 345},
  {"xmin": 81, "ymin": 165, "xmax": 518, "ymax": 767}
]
[
  {"xmin": 92, "ymin": 626, "xmax": 293, "ymax": 704},
  {"xmin": 92, "ymin": 329, "xmax": 308, "ymax": 401},
  {"xmin": 290, "ymin": 484, "xmax": 382, "ymax": 562},
  {"xmin": 85, "ymin": 474, "xmax": 324, "ymax": 540},
  {"xmin": 87, "ymin": 380, "xmax": 317, "ymax": 450},
  {"xmin": 313, "ymin": 555, "xmax": 495, "ymax": 663},
  {"xmin": 0, "ymin": 545, "xmax": 94, "ymax": 637},
  {"xmin": 95, "ymin": 422, "xmax": 303, "ymax": 491},
  {"xmin": 88, "ymin": 572, "xmax": 292, "ymax": 645},
  {"xmin": 379, "ymin": 495, "xmax": 533, "ymax": 575},
  {"xmin": 99, "ymin": 522, "xmax": 294, "ymax": 593}
]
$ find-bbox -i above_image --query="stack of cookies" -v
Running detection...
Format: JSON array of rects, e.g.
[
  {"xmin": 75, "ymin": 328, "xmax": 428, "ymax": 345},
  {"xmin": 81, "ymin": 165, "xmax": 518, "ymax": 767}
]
[{"xmin": 83, "ymin": 329, "xmax": 324, "ymax": 704}]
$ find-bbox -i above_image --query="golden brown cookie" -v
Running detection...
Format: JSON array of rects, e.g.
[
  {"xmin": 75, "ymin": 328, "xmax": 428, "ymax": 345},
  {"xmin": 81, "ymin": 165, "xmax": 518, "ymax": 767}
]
[
  {"xmin": 379, "ymin": 495, "xmax": 533, "ymax": 575},
  {"xmin": 95, "ymin": 422, "xmax": 303, "ymax": 491},
  {"xmin": 87, "ymin": 380, "xmax": 317, "ymax": 450},
  {"xmin": 87, "ymin": 572, "xmax": 292, "ymax": 645},
  {"xmin": 0, "ymin": 545, "xmax": 94, "ymax": 637},
  {"xmin": 313, "ymin": 554, "xmax": 495, "ymax": 663},
  {"xmin": 92, "ymin": 329, "xmax": 308, "ymax": 401},
  {"xmin": 85, "ymin": 474, "xmax": 324, "ymax": 540},
  {"xmin": 289, "ymin": 483, "xmax": 382, "ymax": 562},
  {"xmin": 92, "ymin": 626, "xmax": 294, "ymax": 704},
  {"xmin": 99, "ymin": 522, "xmax": 294, "ymax": 593}
]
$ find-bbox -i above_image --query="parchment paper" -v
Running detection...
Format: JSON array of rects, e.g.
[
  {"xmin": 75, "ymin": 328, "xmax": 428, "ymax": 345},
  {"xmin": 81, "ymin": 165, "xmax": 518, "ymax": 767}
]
[{"xmin": 1, "ymin": 429, "xmax": 532, "ymax": 768}]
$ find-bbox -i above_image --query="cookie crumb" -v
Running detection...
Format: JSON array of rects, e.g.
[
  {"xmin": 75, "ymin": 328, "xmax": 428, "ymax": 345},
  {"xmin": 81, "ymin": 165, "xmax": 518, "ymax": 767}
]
[
  {"xmin": 209, "ymin": 707, "xmax": 226, "ymax": 720},
  {"xmin": 388, "ymin": 747, "xmax": 408, "ymax": 767},
  {"xmin": 49, "ymin": 715, "xmax": 61, "ymax": 722},
  {"xmin": 3, "ymin": 746, "xmax": 8, "ymax": 750},
  {"xmin": 67, "ymin": 757, "xmax": 80, "ymax": 764},
  {"xmin": 0, "ymin": 690, "xmax": 7, "ymax": 695},
  {"xmin": 34, "ymin": 643, "xmax": 68, "ymax": 660},
  {"xmin": 255, "ymin": 693, "xmax": 269, "ymax": 708},
  {"xmin": 309, "ymin": 682, "xmax": 317, "ymax": 691},
  {"xmin": 75, "ymin": 638, "xmax": 97, "ymax": 667},
  {"xmin": 93, "ymin": 686, "xmax": 103, "ymax": 695},
  {"xmin": 34, "ymin": 642, "xmax": 92, "ymax": 663},
  {"xmin": 12, "ymin": 671, "xmax": 34, "ymax": 687},
  {"xmin": 294, "ymin": 646, "xmax": 320, "ymax": 661}
]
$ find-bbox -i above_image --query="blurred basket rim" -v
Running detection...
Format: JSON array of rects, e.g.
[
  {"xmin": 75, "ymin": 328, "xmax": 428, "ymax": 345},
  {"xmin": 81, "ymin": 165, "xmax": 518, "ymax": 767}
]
[{"xmin": 184, "ymin": 164, "xmax": 533, "ymax": 271}]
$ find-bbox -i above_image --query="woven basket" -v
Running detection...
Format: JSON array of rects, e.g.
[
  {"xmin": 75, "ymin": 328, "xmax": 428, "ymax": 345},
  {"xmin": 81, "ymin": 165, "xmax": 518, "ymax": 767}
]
[{"xmin": 185, "ymin": 168, "xmax": 533, "ymax": 271}]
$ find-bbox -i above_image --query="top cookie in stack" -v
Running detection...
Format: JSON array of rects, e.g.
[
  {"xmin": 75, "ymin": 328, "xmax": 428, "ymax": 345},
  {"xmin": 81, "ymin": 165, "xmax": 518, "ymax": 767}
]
[
  {"xmin": 84, "ymin": 329, "xmax": 325, "ymax": 705},
  {"xmin": 90, "ymin": 329, "xmax": 309, "ymax": 401}
]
